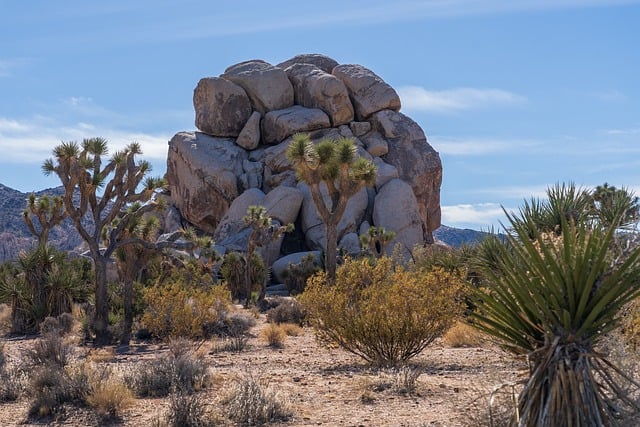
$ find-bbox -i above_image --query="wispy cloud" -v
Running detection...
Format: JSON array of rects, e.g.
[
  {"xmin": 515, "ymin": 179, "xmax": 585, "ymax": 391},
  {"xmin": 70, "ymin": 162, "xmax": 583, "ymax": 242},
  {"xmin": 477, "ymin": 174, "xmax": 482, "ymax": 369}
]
[
  {"xmin": 0, "ymin": 58, "xmax": 31, "ymax": 77},
  {"xmin": 398, "ymin": 86, "xmax": 526, "ymax": 113},
  {"xmin": 604, "ymin": 127, "xmax": 640, "ymax": 136},
  {"xmin": 0, "ymin": 117, "xmax": 172, "ymax": 163},
  {"xmin": 441, "ymin": 203, "xmax": 509, "ymax": 230},
  {"xmin": 589, "ymin": 90, "xmax": 628, "ymax": 102},
  {"xmin": 430, "ymin": 135, "xmax": 539, "ymax": 156},
  {"xmin": 0, "ymin": 97, "xmax": 186, "ymax": 164}
]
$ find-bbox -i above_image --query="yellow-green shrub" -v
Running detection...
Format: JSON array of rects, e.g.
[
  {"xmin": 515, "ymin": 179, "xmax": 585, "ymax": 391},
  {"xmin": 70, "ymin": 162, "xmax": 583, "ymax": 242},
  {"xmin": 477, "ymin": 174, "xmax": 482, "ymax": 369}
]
[
  {"xmin": 141, "ymin": 283, "xmax": 231, "ymax": 340},
  {"xmin": 300, "ymin": 257, "xmax": 464, "ymax": 366}
]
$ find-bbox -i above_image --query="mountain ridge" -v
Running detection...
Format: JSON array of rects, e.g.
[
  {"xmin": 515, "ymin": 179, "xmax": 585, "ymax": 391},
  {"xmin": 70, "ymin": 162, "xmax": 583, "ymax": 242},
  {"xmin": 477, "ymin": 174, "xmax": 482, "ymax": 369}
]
[{"xmin": 0, "ymin": 183, "xmax": 488, "ymax": 262}]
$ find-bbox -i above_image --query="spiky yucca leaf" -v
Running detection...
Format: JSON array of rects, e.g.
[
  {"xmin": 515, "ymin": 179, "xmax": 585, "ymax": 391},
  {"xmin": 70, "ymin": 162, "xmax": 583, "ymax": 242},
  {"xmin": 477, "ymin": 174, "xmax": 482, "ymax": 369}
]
[{"xmin": 472, "ymin": 205, "xmax": 640, "ymax": 425}]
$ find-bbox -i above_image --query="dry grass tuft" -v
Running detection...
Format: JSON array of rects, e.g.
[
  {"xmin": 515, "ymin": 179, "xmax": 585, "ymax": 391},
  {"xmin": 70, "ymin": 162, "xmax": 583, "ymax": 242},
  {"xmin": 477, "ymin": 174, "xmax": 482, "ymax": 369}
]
[
  {"xmin": 88, "ymin": 347, "xmax": 116, "ymax": 364},
  {"xmin": 0, "ymin": 303, "xmax": 10, "ymax": 334},
  {"xmin": 261, "ymin": 324, "xmax": 286, "ymax": 348},
  {"xmin": 87, "ymin": 375, "xmax": 134, "ymax": 420},
  {"xmin": 221, "ymin": 372, "xmax": 292, "ymax": 425},
  {"xmin": 280, "ymin": 323, "xmax": 303, "ymax": 337},
  {"xmin": 443, "ymin": 321, "xmax": 487, "ymax": 348}
]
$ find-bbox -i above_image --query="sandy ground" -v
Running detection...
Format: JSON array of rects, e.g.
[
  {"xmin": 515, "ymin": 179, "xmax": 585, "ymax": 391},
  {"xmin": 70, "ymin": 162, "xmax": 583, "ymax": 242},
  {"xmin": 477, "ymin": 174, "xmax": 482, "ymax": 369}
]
[{"xmin": 0, "ymin": 311, "xmax": 526, "ymax": 426}]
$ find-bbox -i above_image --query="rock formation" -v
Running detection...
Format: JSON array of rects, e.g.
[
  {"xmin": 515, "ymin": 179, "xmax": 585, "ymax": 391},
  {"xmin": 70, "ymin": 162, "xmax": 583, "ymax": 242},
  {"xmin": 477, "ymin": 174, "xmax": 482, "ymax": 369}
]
[{"xmin": 166, "ymin": 53, "xmax": 442, "ymax": 271}]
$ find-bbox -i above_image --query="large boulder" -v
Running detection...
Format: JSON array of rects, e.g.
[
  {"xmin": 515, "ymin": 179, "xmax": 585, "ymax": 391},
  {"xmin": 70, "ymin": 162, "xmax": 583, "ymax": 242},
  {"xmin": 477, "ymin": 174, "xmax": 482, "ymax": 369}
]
[
  {"xmin": 298, "ymin": 182, "xmax": 369, "ymax": 251},
  {"xmin": 285, "ymin": 63, "xmax": 354, "ymax": 126},
  {"xmin": 277, "ymin": 54, "xmax": 339, "ymax": 74},
  {"xmin": 235, "ymin": 111, "xmax": 261, "ymax": 150},
  {"xmin": 166, "ymin": 132, "xmax": 248, "ymax": 233},
  {"xmin": 371, "ymin": 110, "xmax": 442, "ymax": 242},
  {"xmin": 373, "ymin": 179, "xmax": 424, "ymax": 258},
  {"xmin": 271, "ymin": 250, "xmax": 322, "ymax": 283},
  {"xmin": 213, "ymin": 188, "xmax": 266, "ymax": 242},
  {"xmin": 223, "ymin": 60, "xmax": 294, "ymax": 114},
  {"xmin": 263, "ymin": 186, "xmax": 304, "ymax": 225},
  {"xmin": 193, "ymin": 77, "xmax": 252, "ymax": 137},
  {"xmin": 332, "ymin": 64, "xmax": 401, "ymax": 120},
  {"xmin": 262, "ymin": 106, "xmax": 330, "ymax": 144}
]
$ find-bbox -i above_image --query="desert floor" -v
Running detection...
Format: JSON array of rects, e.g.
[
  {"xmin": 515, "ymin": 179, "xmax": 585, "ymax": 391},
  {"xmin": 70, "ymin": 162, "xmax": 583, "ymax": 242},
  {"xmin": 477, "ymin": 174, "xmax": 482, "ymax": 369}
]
[{"xmin": 0, "ymin": 308, "xmax": 526, "ymax": 426}]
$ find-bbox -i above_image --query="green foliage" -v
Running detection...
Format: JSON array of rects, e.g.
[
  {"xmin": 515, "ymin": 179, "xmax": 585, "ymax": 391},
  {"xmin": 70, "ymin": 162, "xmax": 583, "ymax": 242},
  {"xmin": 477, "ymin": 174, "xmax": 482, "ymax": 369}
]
[
  {"xmin": 359, "ymin": 226, "xmax": 396, "ymax": 258},
  {"xmin": 281, "ymin": 253, "xmax": 321, "ymax": 295},
  {"xmin": 22, "ymin": 193, "xmax": 66, "ymax": 246},
  {"xmin": 0, "ymin": 247, "xmax": 89, "ymax": 334},
  {"xmin": 471, "ymin": 183, "xmax": 640, "ymax": 425},
  {"xmin": 43, "ymin": 137, "xmax": 169, "ymax": 345},
  {"xmin": 286, "ymin": 133, "xmax": 377, "ymax": 283},
  {"xmin": 221, "ymin": 251, "xmax": 264, "ymax": 304},
  {"xmin": 300, "ymin": 257, "xmax": 464, "ymax": 366},
  {"xmin": 141, "ymin": 280, "xmax": 231, "ymax": 340},
  {"xmin": 266, "ymin": 297, "xmax": 306, "ymax": 325}
]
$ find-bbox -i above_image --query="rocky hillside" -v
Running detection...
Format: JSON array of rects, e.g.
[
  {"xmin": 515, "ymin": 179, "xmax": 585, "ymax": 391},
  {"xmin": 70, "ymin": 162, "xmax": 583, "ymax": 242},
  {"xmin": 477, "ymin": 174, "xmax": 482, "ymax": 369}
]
[{"xmin": 0, "ymin": 184, "xmax": 85, "ymax": 262}]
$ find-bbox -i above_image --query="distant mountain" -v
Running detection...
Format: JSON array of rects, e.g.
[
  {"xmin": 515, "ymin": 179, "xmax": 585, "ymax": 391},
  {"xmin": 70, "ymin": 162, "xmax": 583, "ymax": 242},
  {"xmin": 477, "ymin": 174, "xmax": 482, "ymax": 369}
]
[
  {"xmin": 433, "ymin": 224, "xmax": 497, "ymax": 247},
  {"xmin": 0, "ymin": 184, "xmax": 84, "ymax": 262},
  {"xmin": 0, "ymin": 182, "xmax": 495, "ymax": 262}
]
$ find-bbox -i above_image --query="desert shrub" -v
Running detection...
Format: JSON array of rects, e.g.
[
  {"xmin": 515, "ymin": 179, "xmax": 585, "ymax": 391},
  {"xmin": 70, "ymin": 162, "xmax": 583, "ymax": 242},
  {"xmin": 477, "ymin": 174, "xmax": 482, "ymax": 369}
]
[
  {"xmin": 221, "ymin": 251, "xmax": 264, "ymax": 304},
  {"xmin": 165, "ymin": 392, "xmax": 213, "ymax": 427},
  {"xmin": 126, "ymin": 357, "xmax": 173, "ymax": 397},
  {"xmin": 391, "ymin": 365, "xmax": 422, "ymax": 395},
  {"xmin": 0, "ymin": 343, "xmax": 25, "ymax": 402},
  {"xmin": 0, "ymin": 303, "xmax": 10, "ymax": 334},
  {"xmin": 620, "ymin": 298, "xmax": 640, "ymax": 352},
  {"xmin": 207, "ymin": 311, "xmax": 255, "ymax": 353},
  {"xmin": 141, "ymin": 282, "xmax": 231, "ymax": 340},
  {"xmin": 222, "ymin": 372, "xmax": 292, "ymax": 425},
  {"xmin": 443, "ymin": 321, "xmax": 487, "ymax": 348},
  {"xmin": 39, "ymin": 312, "xmax": 75, "ymax": 336},
  {"xmin": 212, "ymin": 335, "xmax": 250, "ymax": 353},
  {"xmin": 24, "ymin": 332, "xmax": 74, "ymax": 368},
  {"xmin": 27, "ymin": 362, "xmax": 90, "ymax": 418},
  {"xmin": 261, "ymin": 324, "xmax": 286, "ymax": 348},
  {"xmin": 0, "ymin": 341, "xmax": 5, "ymax": 370},
  {"xmin": 204, "ymin": 311, "xmax": 256, "ymax": 338},
  {"xmin": 126, "ymin": 341, "xmax": 210, "ymax": 397},
  {"xmin": 300, "ymin": 257, "xmax": 464, "ymax": 366},
  {"xmin": 265, "ymin": 297, "xmax": 305, "ymax": 325},
  {"xmin": 281, "ymin": 253, "xmax": 321, "ymax": 295},
  {"xmin": 86, "ymin": 369, "xmax": 133, "ymax": 420},
  {"xmin": 0, "ymin": 247, "xmax": 90, "ymax": 335}
]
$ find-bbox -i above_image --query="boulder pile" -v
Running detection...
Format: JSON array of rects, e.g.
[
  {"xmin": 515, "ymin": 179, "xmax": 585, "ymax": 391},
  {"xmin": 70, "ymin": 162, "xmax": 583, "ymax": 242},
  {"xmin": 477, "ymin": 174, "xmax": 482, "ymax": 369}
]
[{"xmin": 165, "ymin": 54, "xmax": 442, "ymax": 269}]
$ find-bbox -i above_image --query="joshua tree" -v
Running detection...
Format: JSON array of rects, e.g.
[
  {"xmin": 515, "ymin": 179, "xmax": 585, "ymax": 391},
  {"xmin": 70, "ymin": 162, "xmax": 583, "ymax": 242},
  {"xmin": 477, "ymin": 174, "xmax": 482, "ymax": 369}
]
[
  {"xmin": 112, "ymin": 208, "xmax": 162, "ymax": 346},
  {"xmin": 42, "ymin": 138, "xmax": 178, "ymax": 345},
  {"xmin": 472, "ymin": 184, "xmax": 640, "ymax": 425},
  {"xmin": 359, "ymin": 226, "xmax": 396, "ymax": 258},
  {"xmin": 23, "ymin": 193, "xmax": 67, "ymax": 247},
  {"xmin": 243, "ymin": 205, "xmax": 293, "ymax": 304},
  {"xmin": 286, "ymin": 133, "xmax": 376, "ymax": 283}
]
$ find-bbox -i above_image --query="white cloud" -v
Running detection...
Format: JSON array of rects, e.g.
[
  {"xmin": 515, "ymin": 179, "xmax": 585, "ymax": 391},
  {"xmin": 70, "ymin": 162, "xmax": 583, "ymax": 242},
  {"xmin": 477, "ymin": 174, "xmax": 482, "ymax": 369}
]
[
  {"xmin": 0, "ymin": 116, "xmax": 172, "ymax": 164},
  {"xmin": 398, "ymin": 86, "xmax": 526, "ymax": 113},
  {"xmin": 441, "ymin": 203, "xmax": 509, "ymax": 230},
  {"xmin": 430, "ymin": 135, "xmax": 539, "ymax": 156},
  {"xmin": 604, "ymin": 127, "xmax": 640, "ymax": 136}
]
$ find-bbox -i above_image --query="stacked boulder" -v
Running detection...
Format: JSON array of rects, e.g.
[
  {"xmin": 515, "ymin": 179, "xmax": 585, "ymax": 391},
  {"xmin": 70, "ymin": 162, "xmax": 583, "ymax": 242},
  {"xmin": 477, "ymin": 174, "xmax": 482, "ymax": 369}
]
[{"xmin": 166, "ymin": 54, "xmax": 442, "ymax": 273}]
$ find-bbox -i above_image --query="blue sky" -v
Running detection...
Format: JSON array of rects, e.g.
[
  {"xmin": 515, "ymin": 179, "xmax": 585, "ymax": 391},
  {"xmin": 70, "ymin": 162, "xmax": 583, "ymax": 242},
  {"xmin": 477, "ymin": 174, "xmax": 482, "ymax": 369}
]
[{"xmin": 1, "ymin": 0, "xmax": 639, "ymax": 231}]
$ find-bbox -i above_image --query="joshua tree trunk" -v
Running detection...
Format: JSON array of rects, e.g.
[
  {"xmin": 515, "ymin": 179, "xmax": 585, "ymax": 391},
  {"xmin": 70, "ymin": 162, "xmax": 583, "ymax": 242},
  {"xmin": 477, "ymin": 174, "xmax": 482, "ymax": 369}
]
[
  {"xmin": 325, "ymin": 222, "xmax": 338, "ymax": 284},
  {"xmin": 93, "ymin": 256, "xmax": 111, "ymax": 345},
  {"xmin": 120, "ymin": 277, "xmax": 133, "ymax": 346}
]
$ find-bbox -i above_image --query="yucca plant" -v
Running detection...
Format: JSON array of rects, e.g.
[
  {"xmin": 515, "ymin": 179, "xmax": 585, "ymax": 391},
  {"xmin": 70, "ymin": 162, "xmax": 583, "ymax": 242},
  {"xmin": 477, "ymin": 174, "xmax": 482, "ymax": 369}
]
[{"xmin": 472, "ymin": 192, "xmax": 640, "ymax": 426}]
